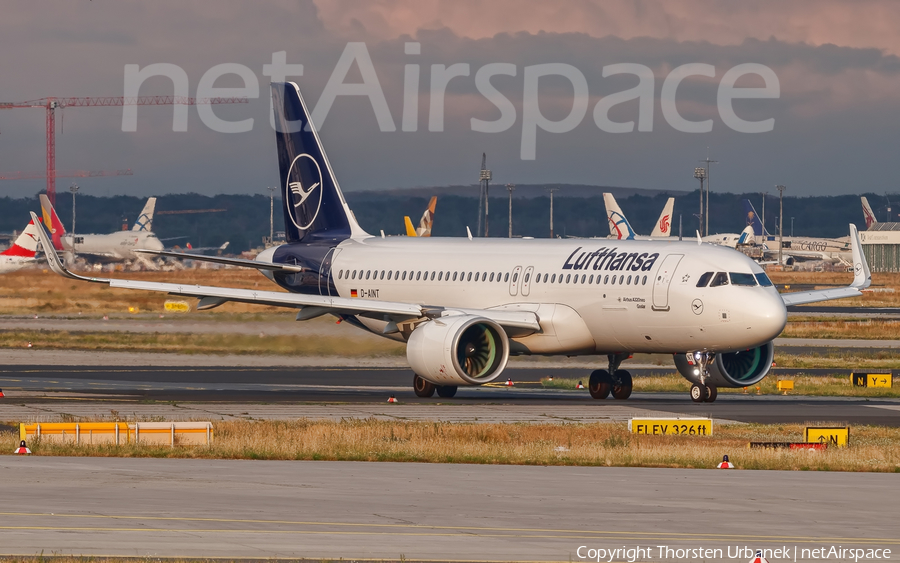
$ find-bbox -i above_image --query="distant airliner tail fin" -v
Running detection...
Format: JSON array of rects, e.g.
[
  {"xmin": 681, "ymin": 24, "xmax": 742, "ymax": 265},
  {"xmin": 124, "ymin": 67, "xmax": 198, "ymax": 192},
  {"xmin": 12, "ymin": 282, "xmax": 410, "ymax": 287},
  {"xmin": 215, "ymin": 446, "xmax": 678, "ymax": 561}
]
[
  {"xmin": 603, "ymin": 193, "xmax": 636, "ymax": 240},
  {"xmin": 38, "ymin": 194, "xmax": 67, "ymax": 250},
  {"xmin": 650, "ymin": 197, "xmax": 675, "ymax": 237},
  {"xmin": 861, "ymin": 197, "xmax": 877, "ymax": 229},
  {"xmin": 133, "ymin": 197, "xmax": 157, "ymax": 232},
  {"xmin": 0, "ymin": 219, "xmax": 40, "ymax": 257},
  {"xmin": 404, "ymin": 216, "xmax": 417, "ymax": 237},
  {"xmin": 416, "ymin": 196, "xmax": 437, "ymax": 237},
  {"xmin": 741, "ymin": 199, "xmax": 765, "ymax": 237}
]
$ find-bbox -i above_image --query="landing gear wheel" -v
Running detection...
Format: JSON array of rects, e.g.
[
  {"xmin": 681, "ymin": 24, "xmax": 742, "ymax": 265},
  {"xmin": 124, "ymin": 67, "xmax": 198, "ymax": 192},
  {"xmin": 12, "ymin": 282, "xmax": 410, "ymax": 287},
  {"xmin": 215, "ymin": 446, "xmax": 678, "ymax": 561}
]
[
  {"xmin": 589, "ymin": 370, "xmax": 612, "ymax": 400},
  {"xmin": 413, "ymin": 374, "xmax": 436, "ymax": 398},
  {"xmin": 436, "ymin": 385, "xmax": 458, "ymax": 398},
  {"xmin": 611, "ymin": 370, "xmax": 633, "ymax": 400},
  {"xmin": 705, "ymin": 385, "xmax": 717, "ymax": 403},
  {"xmin": 690, "ymin": 384, "xmax": 706, "ymax": 403}
]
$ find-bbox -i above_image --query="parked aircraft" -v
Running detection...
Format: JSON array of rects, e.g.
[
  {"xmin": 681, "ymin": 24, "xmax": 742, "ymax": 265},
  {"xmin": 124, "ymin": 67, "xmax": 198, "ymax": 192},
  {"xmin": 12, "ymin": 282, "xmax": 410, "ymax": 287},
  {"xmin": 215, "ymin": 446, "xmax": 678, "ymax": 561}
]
[
  {"xmin": 742, "ymin": 200, "xmax": 851, "ymax": 265},
  {"xmin": 39, "ymin": 194, "xmax": 164, "ymax": 262},
  {"xmin": 603, "ymin": 193, "xmax": 675, "ymax": 240},
  {"xmin": 0, "ymin": 219, "xmax": 40, "ymax": 273},
  {"xmin": 33, "ymin": 82, "xmax": 872, "ymax": 403},
  {"xmin": 405, "ymin": 196, "xmax": 438, "ymax": 237}
]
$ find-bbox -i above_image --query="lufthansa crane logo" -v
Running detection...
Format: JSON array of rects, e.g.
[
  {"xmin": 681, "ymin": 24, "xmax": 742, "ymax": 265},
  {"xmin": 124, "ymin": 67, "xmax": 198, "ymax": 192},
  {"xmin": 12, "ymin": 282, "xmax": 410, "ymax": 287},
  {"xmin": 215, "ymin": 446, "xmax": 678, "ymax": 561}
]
[{"xmin": 285, "ymin": 153, "xmax": 323, "ymax": 231}]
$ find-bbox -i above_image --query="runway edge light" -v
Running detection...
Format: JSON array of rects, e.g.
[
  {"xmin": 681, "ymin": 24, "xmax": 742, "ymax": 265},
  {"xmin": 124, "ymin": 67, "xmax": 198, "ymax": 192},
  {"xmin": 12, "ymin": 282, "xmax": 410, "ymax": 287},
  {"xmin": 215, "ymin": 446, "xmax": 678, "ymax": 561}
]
[
  {"xmin": 717, "ymin": 455, "xmax": 734, "ymax": 469},
  {"xmin": 387, "ymin": 395, "xmax": 398, "ymax": 403},
  {"xmin": 15, "ymin": 440, "xmax": 31, "ymax": 455}
]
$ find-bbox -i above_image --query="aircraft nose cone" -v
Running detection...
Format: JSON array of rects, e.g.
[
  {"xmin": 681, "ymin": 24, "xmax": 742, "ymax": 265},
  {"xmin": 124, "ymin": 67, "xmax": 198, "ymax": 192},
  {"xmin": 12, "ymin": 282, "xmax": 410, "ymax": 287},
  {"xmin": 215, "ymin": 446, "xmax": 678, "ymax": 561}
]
[{"xmin": 752, "ymin": 290, "xmax": 788, "ymax": 341}]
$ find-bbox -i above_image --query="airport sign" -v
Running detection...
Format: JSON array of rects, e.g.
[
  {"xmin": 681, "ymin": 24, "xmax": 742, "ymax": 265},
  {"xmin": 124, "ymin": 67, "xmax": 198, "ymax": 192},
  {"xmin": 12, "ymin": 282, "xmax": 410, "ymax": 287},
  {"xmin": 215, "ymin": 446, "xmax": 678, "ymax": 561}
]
[{"xmin": 630, "ymin": 418, "xmax": 712, "ymax": 436}]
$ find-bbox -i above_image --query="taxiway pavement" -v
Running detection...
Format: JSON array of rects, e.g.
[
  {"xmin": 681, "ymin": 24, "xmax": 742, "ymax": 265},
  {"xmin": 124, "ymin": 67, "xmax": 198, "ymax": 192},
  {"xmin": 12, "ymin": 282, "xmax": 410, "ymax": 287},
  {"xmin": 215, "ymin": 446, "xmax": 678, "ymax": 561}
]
[{"xmin": 0, "ymin": 457, "xmax": 897, "ymax": 561}]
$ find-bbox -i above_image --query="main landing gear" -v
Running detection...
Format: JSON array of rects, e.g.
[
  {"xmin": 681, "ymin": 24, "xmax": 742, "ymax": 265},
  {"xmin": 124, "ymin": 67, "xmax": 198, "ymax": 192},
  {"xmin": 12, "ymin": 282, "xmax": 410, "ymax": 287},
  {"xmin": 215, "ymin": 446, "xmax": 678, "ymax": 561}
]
[
  {"xmin": 687, "ymin": 351, "xmax": 718, "ymax": 403},
  {"xmin": 413, "ymin": 374, "xmax": 457, "ymax": 398},
  {"xmin": 588, "ymin": 353, "xmax": 633, "ymax": 400}
]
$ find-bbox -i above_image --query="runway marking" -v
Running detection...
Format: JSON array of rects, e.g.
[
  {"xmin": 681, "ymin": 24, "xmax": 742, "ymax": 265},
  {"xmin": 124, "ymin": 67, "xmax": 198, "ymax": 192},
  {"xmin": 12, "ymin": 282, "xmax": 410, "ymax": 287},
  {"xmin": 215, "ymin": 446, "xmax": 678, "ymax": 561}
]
[{"xmin": 1, "ymin": 512, "xmax": 898, "ymax": 544}]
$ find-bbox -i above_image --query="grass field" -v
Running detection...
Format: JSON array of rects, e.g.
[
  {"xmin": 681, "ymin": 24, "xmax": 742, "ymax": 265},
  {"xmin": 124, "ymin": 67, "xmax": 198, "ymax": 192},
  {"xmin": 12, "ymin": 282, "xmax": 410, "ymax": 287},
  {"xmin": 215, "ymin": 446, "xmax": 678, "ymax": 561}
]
[{"xmin": 4, "ymin": 419, "xmax": 899, "ymax": 472}]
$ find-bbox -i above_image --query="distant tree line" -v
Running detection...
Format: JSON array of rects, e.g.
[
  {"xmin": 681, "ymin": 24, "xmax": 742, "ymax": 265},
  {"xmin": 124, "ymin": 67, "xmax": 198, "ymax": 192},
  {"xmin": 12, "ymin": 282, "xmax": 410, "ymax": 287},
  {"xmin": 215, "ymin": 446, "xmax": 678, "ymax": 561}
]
[{"xmin": 0, "ymin": 189, "xmax": 882, "ymax": 252}]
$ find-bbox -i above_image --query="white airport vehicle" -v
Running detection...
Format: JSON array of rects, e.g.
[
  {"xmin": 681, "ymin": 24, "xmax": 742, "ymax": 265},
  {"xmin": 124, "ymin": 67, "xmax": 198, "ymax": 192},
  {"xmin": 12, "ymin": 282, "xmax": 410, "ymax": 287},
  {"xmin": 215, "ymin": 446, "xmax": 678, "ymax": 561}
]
[
  {"xmin": 0, "ymin": 218, "xmax": 41, "ymax": 273},
  {"xmin": 39, "ymin": 194, "xmax": 164, "ymax": 262},
  {"xmin": 32, "ymin": 82, "xmax": 872, "ymax": 402}
]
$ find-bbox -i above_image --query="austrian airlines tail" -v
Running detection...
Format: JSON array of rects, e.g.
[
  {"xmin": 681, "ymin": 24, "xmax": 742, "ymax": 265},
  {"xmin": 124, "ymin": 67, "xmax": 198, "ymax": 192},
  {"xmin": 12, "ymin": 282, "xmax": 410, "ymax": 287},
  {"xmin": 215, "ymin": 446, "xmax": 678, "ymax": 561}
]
[
  {"xmin": 861, "ymin": 197, "xmax": 877, "ymax": 229},
  {"xmin": 650, "ymin": 197, "xmax": 675, "ymax": 237},
  {"xmin": 1, "ymin": 219, "xmax": 40, "ymax": 258},
  {"xmin": 603, "ymin": 193, "xmax": 636, "ymax": 240},
  {"xmin": 272, "ymin": 82, "xmax": 367, "ymax": 243},
  {"xmin": 132, "ymin": 197, "xmax": 157, "ymax": 232},
  {"xmin": 39, "ymin": 194, "xmax": 67, "ymax": 250}
]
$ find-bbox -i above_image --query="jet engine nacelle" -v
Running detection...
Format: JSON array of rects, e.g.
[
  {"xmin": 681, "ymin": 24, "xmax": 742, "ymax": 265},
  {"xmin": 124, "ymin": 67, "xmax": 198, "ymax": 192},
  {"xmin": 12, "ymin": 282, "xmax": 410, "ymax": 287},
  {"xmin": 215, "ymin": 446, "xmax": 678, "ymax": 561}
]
[
  {"xmin": 407, "ymin": 315, "xmax": 510, "ymax": 386},
  {"xmin": 674, "ymin": 341, "xmax": 774, "ymax": 388}
]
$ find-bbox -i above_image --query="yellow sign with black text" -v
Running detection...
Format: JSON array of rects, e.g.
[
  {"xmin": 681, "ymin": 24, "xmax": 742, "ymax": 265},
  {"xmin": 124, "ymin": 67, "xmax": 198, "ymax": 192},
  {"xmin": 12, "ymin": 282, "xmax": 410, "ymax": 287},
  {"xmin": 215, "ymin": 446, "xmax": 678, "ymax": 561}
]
[
  {"xmin": 630, "ymin": 418, "xmax": 712, "ymax": 436},
  {"xmin": 851, "ymin": 372, "xmax": 893, "ymax": 388},
  {"xmin": 164, "ymin": 300, "xmax": 191, "ymax": 313},
  {"xmin": 805, "ymin": 426, "xmax": 849, "ymax": 447}
]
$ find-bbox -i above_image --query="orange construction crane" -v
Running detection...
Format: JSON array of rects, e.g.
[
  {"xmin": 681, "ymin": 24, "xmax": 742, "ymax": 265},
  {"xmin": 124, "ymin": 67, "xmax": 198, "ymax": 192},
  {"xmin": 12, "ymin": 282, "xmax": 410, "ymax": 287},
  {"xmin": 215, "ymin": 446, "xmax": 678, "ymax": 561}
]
[
  {"xmin": 0, "ymin": 96, "xmax": 248, "ymax": 204},
  {"xmin": 0, "ymin": 169, "xmax": 133, "ymax": 181}
]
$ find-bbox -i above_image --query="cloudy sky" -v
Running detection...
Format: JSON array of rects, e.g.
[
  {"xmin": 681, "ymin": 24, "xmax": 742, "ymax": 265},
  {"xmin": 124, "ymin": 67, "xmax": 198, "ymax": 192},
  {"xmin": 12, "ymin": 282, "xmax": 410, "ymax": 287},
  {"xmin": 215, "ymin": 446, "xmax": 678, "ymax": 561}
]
[{"xmin": 2, "ymin": 1, "xmax": 900, "ymax": 199}]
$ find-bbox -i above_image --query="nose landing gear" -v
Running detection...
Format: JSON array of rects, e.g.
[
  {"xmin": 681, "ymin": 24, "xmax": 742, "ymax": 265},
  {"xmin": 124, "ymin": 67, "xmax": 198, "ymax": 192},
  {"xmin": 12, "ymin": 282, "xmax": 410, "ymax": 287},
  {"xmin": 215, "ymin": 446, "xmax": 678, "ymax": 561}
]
[{"xmin": 687, "ymin": 351, "xmax": 718, "ymax": 403}]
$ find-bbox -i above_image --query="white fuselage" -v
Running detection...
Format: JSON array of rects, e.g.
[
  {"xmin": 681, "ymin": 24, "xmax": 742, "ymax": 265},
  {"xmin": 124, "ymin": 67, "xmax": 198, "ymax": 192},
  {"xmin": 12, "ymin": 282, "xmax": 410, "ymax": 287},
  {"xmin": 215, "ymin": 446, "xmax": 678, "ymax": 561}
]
[
  {"xmin": 64, "ymin": 231, "xmax": 164, "ymax": 261},
  {"xmin": 303, "ymin": 237, "xmax": 788, "ymax": 355},
  {"xmin": 0, "ymin": 255, "xmax": 36, "ymax": 273}
]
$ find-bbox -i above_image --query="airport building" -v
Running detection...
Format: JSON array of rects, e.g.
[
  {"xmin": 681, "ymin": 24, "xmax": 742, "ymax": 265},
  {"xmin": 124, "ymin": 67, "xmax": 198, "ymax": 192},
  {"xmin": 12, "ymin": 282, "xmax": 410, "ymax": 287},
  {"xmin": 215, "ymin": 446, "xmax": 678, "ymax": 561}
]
[{"xmin": 861, "ymin": 223, "xmax": 900, "ymax": 272}]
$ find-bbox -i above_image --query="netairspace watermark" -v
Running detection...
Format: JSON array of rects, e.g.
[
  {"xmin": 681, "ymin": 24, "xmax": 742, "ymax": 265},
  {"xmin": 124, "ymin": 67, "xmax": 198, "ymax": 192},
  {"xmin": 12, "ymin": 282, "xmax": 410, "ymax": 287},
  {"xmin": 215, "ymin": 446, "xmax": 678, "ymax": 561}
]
[
  {"xmin": 576, "ymin": 545, "xmax": 892, "ymax": 563},
  {"xmin": 122, "ymin": 42, "xmax": 780, "ymax": 159}
]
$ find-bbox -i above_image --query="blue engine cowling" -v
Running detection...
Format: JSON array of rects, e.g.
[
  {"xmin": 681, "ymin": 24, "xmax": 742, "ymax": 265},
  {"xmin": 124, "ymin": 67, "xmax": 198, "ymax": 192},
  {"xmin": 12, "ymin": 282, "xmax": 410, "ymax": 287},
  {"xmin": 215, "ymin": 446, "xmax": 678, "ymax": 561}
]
[{"xmin": 674, "ymin": 341, "xmax": 774, "ymax": 388}]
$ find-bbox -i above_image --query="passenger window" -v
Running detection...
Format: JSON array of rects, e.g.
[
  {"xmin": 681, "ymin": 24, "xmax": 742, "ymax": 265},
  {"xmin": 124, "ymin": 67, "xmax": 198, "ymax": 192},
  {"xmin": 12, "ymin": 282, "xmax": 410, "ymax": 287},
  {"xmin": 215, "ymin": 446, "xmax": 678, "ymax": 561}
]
[
  {"xmin": 504, "ymin": 273, "xmax": 509, "ymax": 282},
  {"xmin": 604, "ymin": 275, "xmax": 609, "ymax": 284},
  {"xmin": 611, "ymin": 275, "xmax": 616, "ymax": 285},
  {"xmin": 729, "ymin": 272, "xmax": 757, "ymax": 286},
  {"xmin": 512, "ymin": 273, "xmax": 518, "ymax": 283},
  {"xmin": 551, "ymin": 274, "xmax": 556, "ymax": 283},
  {"xmin": 380, "ymin": 270, "xmax": 385, "ymax": 280},
  {"xmin": 452, "ymin": 272, "xmax": 458, "ymax": 281},
  {"xmin": 482, "ymin": 272, "xmax": 487, "ymax": 281},
  {"xmin": 402, "ymin": 271, "xmax": 407, "ymax": 281},
  {"xmin": 524, "ymin": 273, "xmax": 530, "ymax": 283},
  {"xmin": 367, "ymin": 270, "xmax": 372, "ymax": 280},
  {"xmin": 619, "ymin": 275, "xmax": 625, "ymax": 284},
  {"xmin": 581, "ymin": 274, "xmax": 586, "ymax": 284},
  {"xmin": 489, "ymin": 272, "xmax": 494, "ymax": 282},
  {"xmin": 387, "ymin": 271, "xmax": 393, "ymax": 280},
  {"xmin": 544, "ymin": 274, "xmax": 549, "ymax": 283},
  {"xmin": 755, "ymin": 272, "xmax": 773, "ymax": 287},
  {"xmin": 589, "ymin": 275, "xmax": 594, "ymax": 284},
  {"xmin": 627, "ymin": 275, "xmax": 632, "ymax": 284},
  {"xmin": 437, "ymin": 272, "xmax": 442, "ymax": 281},
  {"xmin": 416, "ymin": 271, "xmax": 422, "ymax": 281},
  {"xmin": 696, "ymin": 272, "xmax": 714, "ymax": 287},
  {"xmin": 338, "ymin": 270, "xmax": 344, "ymax": 280},
  {"xmin": 642, "ymin": 275, "xmax": 647, "ymax": 285},
  {"xmin": 565, "ymin": 274, "xmax": 570, "ymax": 283},
  {"xmin": 710, "ymin": 272, "xmax": 729, "ymax": 287}
]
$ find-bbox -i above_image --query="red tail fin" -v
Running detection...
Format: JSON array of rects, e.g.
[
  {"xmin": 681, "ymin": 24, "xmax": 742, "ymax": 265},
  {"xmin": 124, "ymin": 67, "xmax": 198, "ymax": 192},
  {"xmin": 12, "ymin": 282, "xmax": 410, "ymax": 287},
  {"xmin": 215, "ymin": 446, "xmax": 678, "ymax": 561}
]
[{"xmin": 39, "ymin": 194, "xmax": 66, "ymax": 250}]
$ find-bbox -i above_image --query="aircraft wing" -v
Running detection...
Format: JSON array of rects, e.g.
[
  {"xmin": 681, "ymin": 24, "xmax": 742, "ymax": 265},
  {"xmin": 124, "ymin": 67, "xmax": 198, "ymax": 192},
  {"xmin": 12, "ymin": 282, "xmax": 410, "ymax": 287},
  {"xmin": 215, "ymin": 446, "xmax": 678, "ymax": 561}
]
[
  {"xmin": 135, "ymin": 248, "xmax": 304, "ymax": 273},
  {"xmin": 33, "ymin": 213, "xmax": 539, "ymax": 332},
  {"xmin": 780, "ymin": 224, "xmax": 871, "ymax": 306}
]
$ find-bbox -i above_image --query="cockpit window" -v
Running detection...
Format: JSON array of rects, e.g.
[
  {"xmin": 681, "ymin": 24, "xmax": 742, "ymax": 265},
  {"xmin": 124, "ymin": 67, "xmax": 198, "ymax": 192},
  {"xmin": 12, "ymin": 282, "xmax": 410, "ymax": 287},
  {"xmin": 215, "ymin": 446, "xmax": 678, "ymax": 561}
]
[
  {"xmin": 755, "ymin": 272, "xmax": 773, "ymax": 287},
  {"xmin": 709, "ymin": 272, "xmax": 730, "ymax": 287},
  {"xmin": 696, "ymin": 272, "xmax": 714, "ymax": 287},
  {"xmin": 729, "ymin": 272, "xmax": 758, "ymax": 286}
]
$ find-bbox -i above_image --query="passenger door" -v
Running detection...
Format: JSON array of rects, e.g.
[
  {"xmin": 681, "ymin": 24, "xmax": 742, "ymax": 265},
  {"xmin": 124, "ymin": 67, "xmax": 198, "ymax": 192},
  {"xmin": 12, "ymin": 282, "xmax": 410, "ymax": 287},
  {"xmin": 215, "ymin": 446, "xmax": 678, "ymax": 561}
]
[
  {"xmin": 652, "ymin": 254, "xmax": 683, "ymax": 311},
  {"xmin": 521, "ymin": 266, "xmax": 534, "ymax": 296}
]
